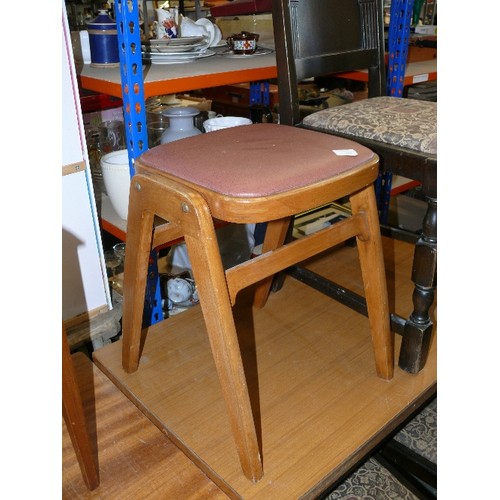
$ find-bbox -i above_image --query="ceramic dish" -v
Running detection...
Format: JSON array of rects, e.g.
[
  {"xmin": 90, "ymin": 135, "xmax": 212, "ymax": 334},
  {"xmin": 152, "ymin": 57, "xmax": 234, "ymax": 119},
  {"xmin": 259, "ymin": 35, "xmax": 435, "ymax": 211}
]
[
  {"xmin": 143, "ymin": 58, "xmax": 194, "ymax": 65},
  {"xmin": 145, "ymin": 35, "xmax": 206, "ymax": 46},
  {"xmin": 218, "ymin": 47, "xmax": 273, "ymax": 58},
  {"xmin": 195, "ymin": 18, "xmax": 214, "ymax": 42},
  {"xmin": 142, "ymin": 42, "xmax": 206, "ymax": 54},
  {"xmin": 142, "ymin": 49, "xmax": 216, "ymax": 64},
  {"xmin": 195, "ymin": 17, "xmax": 222, "ymax": 47},
  {"xmin": 212, "ymin": 23, "xmax": 223, "ymax": 47},
  {"xmin": 144, "ymin": 49, "xmax": 214, "ymax": 59}
]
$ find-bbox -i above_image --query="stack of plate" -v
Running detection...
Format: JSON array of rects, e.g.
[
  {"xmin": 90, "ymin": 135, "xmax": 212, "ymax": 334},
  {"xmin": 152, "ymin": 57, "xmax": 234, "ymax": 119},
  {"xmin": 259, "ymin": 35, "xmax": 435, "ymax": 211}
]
[{"xmin": 142, "ymin": 36, "xmax": 215, "ymax": 65}]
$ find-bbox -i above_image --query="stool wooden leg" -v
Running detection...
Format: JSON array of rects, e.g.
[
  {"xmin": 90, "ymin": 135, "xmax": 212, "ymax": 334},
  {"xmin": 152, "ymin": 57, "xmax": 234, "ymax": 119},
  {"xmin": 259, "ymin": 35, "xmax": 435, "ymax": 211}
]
[
  {"xmin": 184, "ymin": 218, "xmax": 263, "ymax": 482},
  {"xmin": 121, "ymin": 184, "xmax": 156, "ymax": 373},
  {"xmin": 350, "ymin": 186, "xmax": 394, "ymax": 380},
  {"xmin": 121, "ymin": 174, "xmax": 262, "ymax": 480},
  {"xmin": 253, "ymin": 217, "xmax": 291, "ymax": 309}
]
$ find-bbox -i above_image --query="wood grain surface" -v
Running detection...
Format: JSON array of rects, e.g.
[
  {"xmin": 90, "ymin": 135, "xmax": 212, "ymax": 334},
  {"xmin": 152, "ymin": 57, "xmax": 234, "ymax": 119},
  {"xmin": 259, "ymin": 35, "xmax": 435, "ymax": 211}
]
[
  {"xmin": 62, "ymin": 352, "xmax": 228, "ymax": 499},
  {"xmin": 89, "ymin": 237, "xmax": 436, "ymax": 499}
]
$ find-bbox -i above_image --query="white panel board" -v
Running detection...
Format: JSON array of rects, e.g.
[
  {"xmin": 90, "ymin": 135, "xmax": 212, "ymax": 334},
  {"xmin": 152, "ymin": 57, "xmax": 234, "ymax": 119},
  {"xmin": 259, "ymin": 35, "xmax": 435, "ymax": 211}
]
[
  {"xmin": 62, "ymin": 1, "xmax": 111, "ymax": 320},
  {"xmin": 62, "ymin": 170, "xmax": 108, "ymax": 319}
]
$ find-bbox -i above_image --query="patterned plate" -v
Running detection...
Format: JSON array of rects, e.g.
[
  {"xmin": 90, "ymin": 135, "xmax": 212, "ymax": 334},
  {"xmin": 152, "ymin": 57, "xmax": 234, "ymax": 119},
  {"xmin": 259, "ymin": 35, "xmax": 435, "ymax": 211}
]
[
  {"xmin": 218, "ymin": 47, "xmax": 273, "ymax": 58},
  {"xmin": 144, "ymin": 36, "xmax": 206, "ymax": 46},
  {"xmin": 142, "ymin": 49, "xmax": 216, "ymax": 64},
  {"xmin": 142, "ymin": 42, "xmax": 207, "ymax": 54}
]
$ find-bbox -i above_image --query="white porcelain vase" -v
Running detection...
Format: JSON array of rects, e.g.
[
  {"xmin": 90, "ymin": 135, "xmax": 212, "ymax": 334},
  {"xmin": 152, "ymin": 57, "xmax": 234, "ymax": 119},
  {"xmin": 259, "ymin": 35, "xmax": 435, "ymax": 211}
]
[{"xmin": 160, "ymin": 107, "xmax": 202, "ymax": 144}]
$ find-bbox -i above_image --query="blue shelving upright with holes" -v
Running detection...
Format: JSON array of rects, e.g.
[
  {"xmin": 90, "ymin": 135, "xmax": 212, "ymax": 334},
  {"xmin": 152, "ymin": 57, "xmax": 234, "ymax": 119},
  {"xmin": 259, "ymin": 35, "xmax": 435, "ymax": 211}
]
[
  {"xmin": 114, "ymin": 0, "xmax": 163, "ymax": 326},
  {"xmin": 379, "ymin": 0, "xmax": 414, "ymax": 224},
  {"xmin": 386, "ymin": 0, "xmax": 414, "ymax": 97}
]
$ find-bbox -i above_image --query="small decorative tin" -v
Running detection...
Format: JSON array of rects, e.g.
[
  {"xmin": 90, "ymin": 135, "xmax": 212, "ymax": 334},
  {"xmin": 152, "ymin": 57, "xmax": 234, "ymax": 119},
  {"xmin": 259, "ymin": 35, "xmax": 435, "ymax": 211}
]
[{"xmin": 87, "ymin": 10, "xmax": 120, "ymax": 68}]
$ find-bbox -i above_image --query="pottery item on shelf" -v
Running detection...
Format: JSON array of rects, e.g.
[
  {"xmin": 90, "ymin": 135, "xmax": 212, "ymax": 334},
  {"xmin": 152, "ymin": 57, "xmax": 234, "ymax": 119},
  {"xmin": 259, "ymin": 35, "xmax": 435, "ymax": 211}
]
[
  {"xmin": 86, "ymin": 10, "xmax": 119, "ymax": 67},
  {"xmin": 203, "ymin": 116, "xmax": 252, "ymax": 133},
  {"xmin": 226, "ymin": 31, "xmax": 259, "ymax": 55},
  {"xmin": 179, "ymin": 15, "xmax": 209, "ymax": 41},
  {"xmin": 160, "ymin": 107, "xmax": 202, "ymax": 144},
  {"xmin": 100, "ymin": 150, "xmax": 131, "ymax": 220},
  {"xmin": 166, "ymin": 277, "xmax": 196, "ymax": 304},
  {"xmin": 154, "ymin": 7, "xmax": 179, "ymax": 39},
  {"xmin": 194, "ymin": 17, "xmax": 222, "ymax": 47}
]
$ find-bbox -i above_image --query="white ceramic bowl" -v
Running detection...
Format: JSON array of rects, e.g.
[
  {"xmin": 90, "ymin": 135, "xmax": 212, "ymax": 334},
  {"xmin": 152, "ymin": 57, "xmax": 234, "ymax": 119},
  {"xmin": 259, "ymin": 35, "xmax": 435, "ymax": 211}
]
[
  {"xmin": 101, "ymin": 149, "xmax": 131, "ymax": 220},
  {"xmin": 195, "ymin": 17, "xmax": 222, "ymax": 47},
  {"xmin": 203, "ymin": 116, "xmax": 252, "ymax": 133},
  {"xmin": 181, "ymin": 16, "xmax": 209, "ymax": 40}
]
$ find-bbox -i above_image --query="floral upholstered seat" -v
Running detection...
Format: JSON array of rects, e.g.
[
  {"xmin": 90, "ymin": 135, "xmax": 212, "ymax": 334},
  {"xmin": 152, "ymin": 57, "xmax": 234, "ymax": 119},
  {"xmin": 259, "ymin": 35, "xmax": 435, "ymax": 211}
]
[{"xmin": 302, "ymin": 96, "xmax": 437, "ymax": 156}]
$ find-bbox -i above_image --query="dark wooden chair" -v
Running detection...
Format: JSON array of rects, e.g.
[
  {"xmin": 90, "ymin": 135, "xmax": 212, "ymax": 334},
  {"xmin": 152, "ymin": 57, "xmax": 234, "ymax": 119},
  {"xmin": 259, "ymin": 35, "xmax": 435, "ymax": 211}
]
[
  {"xmin": 120, "ymin": 122, "xmax": 393, "ymax": 481},
  {"xmin": 271, "ymin": 0, "xmax": 437, "ymax": 374}
]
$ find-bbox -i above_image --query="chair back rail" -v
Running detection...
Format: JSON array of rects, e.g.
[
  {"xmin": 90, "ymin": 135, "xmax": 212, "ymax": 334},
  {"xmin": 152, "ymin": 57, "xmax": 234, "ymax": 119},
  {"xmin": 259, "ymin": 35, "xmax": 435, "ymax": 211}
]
[{"xmin": 272, "ymin": 0, "xmax": 386, "ymax": 125}]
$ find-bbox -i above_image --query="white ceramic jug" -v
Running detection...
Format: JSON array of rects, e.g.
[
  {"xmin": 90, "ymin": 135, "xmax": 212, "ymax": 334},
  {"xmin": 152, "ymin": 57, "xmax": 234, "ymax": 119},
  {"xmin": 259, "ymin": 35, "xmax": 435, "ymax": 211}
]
[{"xmin": 153, "ymin": 7, "xmax": 178, "ymax": 39}]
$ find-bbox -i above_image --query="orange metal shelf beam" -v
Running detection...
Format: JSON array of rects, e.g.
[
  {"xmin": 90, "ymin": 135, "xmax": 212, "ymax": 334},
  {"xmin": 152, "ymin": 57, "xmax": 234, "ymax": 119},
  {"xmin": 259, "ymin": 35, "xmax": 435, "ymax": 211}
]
[{"xmin": 80, "ymin": 66, "xmax": 277, "ymax": 100}]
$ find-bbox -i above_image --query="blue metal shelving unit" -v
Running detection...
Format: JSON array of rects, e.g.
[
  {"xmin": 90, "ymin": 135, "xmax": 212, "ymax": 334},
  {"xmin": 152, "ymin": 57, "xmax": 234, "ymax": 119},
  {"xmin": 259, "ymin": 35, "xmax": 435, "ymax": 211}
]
[
  {"xmin": 386, "ymin": 0, "xmax": 414, "ymax": 97},
  {"xmin": 114, "ymin": 0, "xmax": 148, "ymax": 176},
  {"xmin": 114, "ymin": 0, "xmax": 163, "ymax": 326},
  {"xmin": 379, "ymin": 0, "xmax": 414, "ymax": 224}
]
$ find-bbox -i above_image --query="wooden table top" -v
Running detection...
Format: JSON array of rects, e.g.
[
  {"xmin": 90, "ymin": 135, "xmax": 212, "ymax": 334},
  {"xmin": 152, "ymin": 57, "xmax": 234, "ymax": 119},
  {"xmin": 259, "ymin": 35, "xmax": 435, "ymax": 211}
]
[{"xmin": 92, "ymin": 236, "xmax": 437, "ymax": 499}]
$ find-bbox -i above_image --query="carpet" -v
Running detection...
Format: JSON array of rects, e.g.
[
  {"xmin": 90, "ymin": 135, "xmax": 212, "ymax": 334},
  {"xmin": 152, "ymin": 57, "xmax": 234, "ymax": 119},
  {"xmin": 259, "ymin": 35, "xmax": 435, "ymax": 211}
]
[{"xmin": 321, "ymin": 397, "xmax": 437, "ymax": 499}]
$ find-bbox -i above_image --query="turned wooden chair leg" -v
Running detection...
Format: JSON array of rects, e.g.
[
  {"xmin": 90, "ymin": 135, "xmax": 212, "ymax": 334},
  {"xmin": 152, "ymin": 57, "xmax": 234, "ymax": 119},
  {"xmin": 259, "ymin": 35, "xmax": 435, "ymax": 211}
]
[
  {"xmin": 253, "ymin": 217, "xmax": 291, "ymax": 309},
  {"xmin": 350, "ymin": 186, "xmax": 394, "ymax": 380},
  {"xmin": 62, "ymin": 323, "xmax": 99, "ymax": 490},
  {"xmin": 122, "ymin": 185, "xmax": 156, "ymax": 374}
]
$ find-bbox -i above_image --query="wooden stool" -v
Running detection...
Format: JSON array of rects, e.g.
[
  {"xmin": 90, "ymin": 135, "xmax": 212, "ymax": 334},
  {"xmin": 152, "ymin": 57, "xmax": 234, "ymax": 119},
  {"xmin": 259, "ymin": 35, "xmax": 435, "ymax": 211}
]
[{"xmin": 121, "ymin": 123, "xmax": 393, "ymax": 482}]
